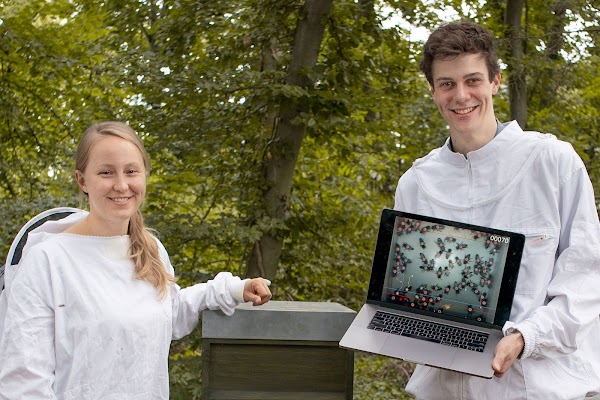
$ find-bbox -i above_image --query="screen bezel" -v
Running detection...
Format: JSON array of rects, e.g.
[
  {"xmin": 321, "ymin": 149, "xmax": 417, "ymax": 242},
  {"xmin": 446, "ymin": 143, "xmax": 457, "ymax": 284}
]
[{"xmin": 366, "ymin": 209, "xmax": 525, "ymax": 329}]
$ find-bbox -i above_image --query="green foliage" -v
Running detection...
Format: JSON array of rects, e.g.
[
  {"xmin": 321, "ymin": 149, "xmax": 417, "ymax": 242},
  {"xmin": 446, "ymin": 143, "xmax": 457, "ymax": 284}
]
[
  {"xmin": 354, "ymin": 352, "xmax": 415, "ymax": 399},
  {"xmin": 528, "ymin": 55, "xmax": 600, "ymax": 204},
  {"xmin": 168, "ymin": 350, "xmax": 204, "ymax": 400},
  {"xmin": 1, "ymin": 0, "xmax": 598, "ymax": 397}
]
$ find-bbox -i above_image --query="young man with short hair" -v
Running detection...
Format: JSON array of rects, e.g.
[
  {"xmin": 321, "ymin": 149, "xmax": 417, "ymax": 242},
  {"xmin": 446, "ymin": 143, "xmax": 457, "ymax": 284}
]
[{"xmin": 395, "ymin": 21, "xmax": 600, "ymax": 399}]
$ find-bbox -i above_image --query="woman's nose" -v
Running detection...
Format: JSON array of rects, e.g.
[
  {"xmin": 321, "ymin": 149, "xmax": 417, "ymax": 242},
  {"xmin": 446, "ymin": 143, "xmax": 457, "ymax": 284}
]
[{"xmin": 113, "ymin": 174, "xmax": 128, "ymax": 192}]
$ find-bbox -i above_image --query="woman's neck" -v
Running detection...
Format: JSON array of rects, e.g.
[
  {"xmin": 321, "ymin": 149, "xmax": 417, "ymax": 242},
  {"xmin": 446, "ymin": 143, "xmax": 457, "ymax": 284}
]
[{"xmin": 64, "ymin": 215, "xmax": 129, "ymax": 237}]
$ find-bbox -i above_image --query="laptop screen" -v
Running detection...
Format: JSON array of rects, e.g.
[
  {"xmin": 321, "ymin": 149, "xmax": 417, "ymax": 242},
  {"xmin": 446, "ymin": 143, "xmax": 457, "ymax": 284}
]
[{"xmin": 368, "ymin": 209, "xmax": 525, "ymax": 328}]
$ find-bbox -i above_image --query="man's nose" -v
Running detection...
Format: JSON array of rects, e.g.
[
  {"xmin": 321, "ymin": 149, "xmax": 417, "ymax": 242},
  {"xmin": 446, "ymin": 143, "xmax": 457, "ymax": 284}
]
[{"xmin": 455, "ymin": 84, "xmax": 469, "ymax": 102}]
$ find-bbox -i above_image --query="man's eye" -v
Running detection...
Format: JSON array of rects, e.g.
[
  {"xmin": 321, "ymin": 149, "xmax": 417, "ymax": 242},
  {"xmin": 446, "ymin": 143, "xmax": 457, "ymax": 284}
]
[{"xmin": 99, "ymin": 171, "xmax": 112, "ymax": 175}]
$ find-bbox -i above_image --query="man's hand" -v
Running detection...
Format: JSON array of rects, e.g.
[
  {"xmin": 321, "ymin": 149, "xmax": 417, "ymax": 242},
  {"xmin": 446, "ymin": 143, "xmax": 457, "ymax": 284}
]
[
  {"xmin": 243, "ymin": 278, "xmax": 272, "ymax": 306},
  {"xmin": 492, "ymin": 331, "xmax": 524, "ymax": 378}
]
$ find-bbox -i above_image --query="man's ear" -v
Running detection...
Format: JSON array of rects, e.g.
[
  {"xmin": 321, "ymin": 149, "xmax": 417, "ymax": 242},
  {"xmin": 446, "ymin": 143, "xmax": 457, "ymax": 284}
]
[
  {"xmin": 75, "ymin": 170, "xmax": 87, "ymax": 194},
  {"xmin": 492, "ymin": 73, "xmax": 501, "ymax": 95}
]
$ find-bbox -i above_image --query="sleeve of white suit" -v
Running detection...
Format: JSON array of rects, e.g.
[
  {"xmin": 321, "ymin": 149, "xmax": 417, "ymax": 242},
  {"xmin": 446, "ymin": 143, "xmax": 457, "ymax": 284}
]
[
  {"xmin": 504, "ymin": 152, "xmax": 600, "ymax": 359},
  {"xmin": 157, "ymin": 243, "xmax": 247, "ymax": 340},
  {"xmin": 0, "ymin": 249, "xmax": 58, "ymax": 399}
]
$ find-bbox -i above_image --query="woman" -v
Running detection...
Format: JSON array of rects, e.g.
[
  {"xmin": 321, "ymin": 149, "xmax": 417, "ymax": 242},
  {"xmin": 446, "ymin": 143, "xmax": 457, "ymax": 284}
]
[{"xmin": 0, "ymin": 121, "xmax": 271, "ymax": 399}]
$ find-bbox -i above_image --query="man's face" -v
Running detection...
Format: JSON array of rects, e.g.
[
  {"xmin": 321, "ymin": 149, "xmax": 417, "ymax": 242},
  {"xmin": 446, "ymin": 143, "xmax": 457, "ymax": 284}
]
[{"xmin": 430, "ymin": 53, "xmax": 500, "ymax": 140}]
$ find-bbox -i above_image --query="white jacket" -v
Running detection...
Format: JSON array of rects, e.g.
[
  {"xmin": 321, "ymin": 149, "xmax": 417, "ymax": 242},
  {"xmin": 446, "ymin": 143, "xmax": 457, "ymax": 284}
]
[
  {"xmin": 0, "ymin": 212, "xmax": 247, "ymax": 399},
  {"xmin": 395, "ymin": 121, "xmax": 600, "ymax": 400}
]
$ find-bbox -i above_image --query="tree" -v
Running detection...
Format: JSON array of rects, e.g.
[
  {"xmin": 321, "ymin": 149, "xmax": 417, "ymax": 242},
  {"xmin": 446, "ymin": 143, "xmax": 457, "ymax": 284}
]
[
  {"xmin": 504, "ymin": 0, "xmax": 527, "ymax": 127},
  {"xmin": 245, "ymin": 0, "xmax": 334, "ymax": 279},
  {"xmin": 0, "ymin": 0, "xmax": 125, "ymax": 253},
  {"xmin": 1, "ymin": 1, "xmax": 597, "ymax": 397}
]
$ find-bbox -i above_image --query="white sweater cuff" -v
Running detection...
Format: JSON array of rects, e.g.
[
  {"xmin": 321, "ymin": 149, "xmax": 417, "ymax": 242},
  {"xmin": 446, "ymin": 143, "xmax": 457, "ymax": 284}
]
[
  {"xmin": 507, "ymin": 320, "xmax": 537, "ymax": 359},
  {"xmin": 520, "ymin": 320, "xmax": 538, "ymax": 359},
  {"xmin": 229, "ymin": 278, "xmax": 248, "ymax": 303}
]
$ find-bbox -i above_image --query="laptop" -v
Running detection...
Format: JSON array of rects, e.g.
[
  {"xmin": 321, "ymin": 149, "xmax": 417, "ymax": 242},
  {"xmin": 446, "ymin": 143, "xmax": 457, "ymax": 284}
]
[{"xmin": 339, "ymin": 209, "xmax": 525, "ymax": 378}]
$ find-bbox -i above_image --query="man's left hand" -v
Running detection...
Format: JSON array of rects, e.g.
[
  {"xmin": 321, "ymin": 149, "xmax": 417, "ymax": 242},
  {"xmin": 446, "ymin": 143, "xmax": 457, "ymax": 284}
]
[{"xmin": 492, "ymin": 331, "xmax": 524, "ymax": 378}]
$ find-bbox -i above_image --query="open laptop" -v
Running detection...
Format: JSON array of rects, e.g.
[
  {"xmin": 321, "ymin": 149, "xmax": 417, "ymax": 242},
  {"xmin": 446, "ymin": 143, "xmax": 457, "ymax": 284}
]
[{"xmin": 339, "ymin": 209, "xmax": 525, "ymax": 378}]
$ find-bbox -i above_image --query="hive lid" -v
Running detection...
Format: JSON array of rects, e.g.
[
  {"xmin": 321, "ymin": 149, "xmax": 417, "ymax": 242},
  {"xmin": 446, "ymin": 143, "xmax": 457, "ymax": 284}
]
[{"xmin": 202, "ymin": 301, "xmax": 357, "ymax": 341}]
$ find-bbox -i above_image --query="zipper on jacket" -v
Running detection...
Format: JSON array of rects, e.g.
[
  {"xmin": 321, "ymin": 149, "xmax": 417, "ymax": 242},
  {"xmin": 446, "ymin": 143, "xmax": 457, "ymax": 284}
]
[
  {"xmin": 466, "ymin": 157, "xmax": 473, "ymax": 204},
  {"xmin": 527, "ymin": 234, "xmax": 553, "ymax": 244}
]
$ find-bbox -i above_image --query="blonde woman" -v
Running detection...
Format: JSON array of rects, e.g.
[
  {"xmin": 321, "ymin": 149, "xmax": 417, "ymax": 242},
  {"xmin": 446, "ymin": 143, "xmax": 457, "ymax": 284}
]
[{"xmin": 0, "ymin": 121, "xmax": 271, "ymax": 399}]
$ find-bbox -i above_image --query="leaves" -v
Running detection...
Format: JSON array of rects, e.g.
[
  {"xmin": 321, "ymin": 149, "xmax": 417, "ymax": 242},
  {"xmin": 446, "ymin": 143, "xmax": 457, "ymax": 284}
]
[{"xmin": 1, "ymin": 1, "xmax": 598, "ymax": 398}]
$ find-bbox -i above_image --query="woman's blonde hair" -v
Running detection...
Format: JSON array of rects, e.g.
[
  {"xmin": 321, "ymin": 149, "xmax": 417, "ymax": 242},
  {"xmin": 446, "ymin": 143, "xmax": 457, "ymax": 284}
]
[{"xmin": 75, "ymin": 121, "xmax": 175, "ymax": 298}]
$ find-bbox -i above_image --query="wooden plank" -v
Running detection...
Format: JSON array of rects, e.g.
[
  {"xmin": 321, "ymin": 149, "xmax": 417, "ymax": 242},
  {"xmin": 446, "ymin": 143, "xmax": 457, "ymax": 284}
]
[
  {"xmin": 204, "ymin": 390, "xmax": 347, "ymax": 400},
  {"xmin": 206, "ymin": 343, "xmax": 349, "ymax": 392}
]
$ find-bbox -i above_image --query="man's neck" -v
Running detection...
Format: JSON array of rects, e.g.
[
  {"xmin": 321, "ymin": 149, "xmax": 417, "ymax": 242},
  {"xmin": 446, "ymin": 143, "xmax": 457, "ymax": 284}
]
[{"xmin": 449, "ymin": 118, "xmax": 499, "ymax": 156}]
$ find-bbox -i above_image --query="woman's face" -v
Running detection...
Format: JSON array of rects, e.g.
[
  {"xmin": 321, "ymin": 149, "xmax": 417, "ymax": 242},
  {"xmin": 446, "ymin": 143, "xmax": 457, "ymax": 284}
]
[{"xmin": 75, "ymin": 134, "xmax": 147, "ymax": 235}]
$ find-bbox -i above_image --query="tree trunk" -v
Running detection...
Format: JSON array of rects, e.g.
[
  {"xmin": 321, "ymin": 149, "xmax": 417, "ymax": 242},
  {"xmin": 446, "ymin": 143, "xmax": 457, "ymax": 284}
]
[
  {"xmin": 245, "ymin": 0, "xmax": 333, "ymax": 279},
  {"xmin": 539, "ymin": 0, "xmax": 569, "ymax": 108},
  {"xmin": 359, "ymin": 0, "xmax": 378, "ymax": 122},
  {"xmin": 505, "ymin": 0, "xmax": 527, "ymax": 128}
]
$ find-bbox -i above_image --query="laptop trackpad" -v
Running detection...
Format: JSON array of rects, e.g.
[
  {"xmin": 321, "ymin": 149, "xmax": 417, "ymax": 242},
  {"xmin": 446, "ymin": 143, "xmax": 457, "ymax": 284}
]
[
  {"xmin": 380, "ymin": 335, "xmax": 456, "ymax": 367},
  {"xmin": 451, "ymin": 348, "xmax": 494, "ymax": 378}
]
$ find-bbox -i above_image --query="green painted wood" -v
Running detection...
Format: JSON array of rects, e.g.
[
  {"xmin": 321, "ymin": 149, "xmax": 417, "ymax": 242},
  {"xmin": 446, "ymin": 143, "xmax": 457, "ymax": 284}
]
[{"xmin": 201, "ymin": 301, "xmax": 356, "ymax": 400}]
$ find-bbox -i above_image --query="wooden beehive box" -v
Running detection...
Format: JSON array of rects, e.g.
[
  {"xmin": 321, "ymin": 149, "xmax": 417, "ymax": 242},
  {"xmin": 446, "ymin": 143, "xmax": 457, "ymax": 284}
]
[{"xmin": 201, "ymin": 301, "xmax": 357, "ymax": 400}]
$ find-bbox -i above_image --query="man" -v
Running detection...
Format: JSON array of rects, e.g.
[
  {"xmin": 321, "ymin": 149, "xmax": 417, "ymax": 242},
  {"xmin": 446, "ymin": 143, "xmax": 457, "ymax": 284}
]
[{"xmin": 395, "ymin": 21, "xmax": 600, "ymax": 399}]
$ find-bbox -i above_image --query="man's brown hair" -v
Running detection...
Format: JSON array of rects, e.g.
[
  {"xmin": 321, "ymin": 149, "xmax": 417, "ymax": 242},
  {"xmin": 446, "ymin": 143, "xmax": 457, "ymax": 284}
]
[{"xmin": 419, "ymin": 21, "xmax": 500, "ymax": 85}]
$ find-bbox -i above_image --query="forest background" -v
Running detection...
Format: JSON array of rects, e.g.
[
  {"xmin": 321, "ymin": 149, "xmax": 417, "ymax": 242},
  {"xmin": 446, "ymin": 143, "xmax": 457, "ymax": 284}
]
[{"xmin": 1, "ymin": 0, "xmax": 598, "ymax": 398}]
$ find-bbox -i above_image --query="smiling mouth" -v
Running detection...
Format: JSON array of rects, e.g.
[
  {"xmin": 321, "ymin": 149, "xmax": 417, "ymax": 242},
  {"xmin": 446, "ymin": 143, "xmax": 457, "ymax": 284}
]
[
  {"xmin": 452, "ymin": 106, "xmax": 477, "ymax": 115},
  {"xmin": 110, "ymin": 197, "xmax": 131, "ymax": 203}
]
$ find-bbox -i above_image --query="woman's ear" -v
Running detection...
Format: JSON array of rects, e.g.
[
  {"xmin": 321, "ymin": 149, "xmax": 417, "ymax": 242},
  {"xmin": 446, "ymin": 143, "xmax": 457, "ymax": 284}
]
[{"xmin": 75, "ymin": 170, "xmax": 88, "ymax": 194}]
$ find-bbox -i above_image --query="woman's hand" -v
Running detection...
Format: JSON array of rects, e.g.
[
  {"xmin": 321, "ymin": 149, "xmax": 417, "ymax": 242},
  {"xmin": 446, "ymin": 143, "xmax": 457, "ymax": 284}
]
[{"xmin": 243, "ymin": 278, "xmax": 272, "ymax": 305}]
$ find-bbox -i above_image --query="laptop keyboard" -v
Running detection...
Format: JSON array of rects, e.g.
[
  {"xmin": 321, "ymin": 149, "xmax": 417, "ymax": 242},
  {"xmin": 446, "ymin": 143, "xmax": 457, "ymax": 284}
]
[{"xmin": 368, "ymin": 310, "xmax": 489, "ymax": 352}]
